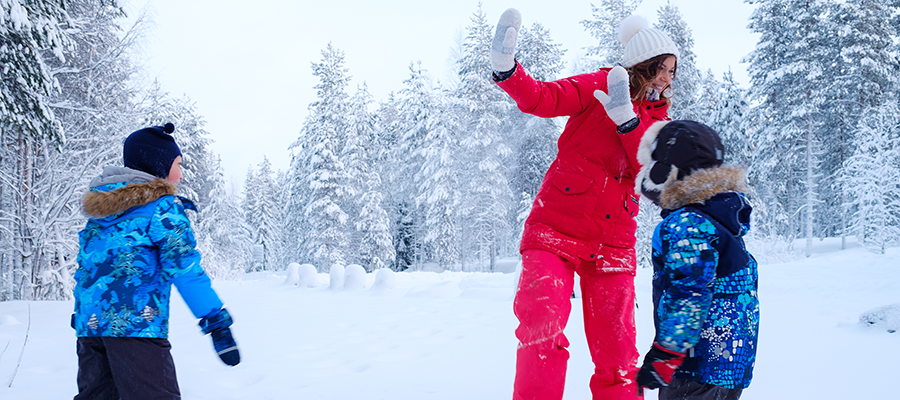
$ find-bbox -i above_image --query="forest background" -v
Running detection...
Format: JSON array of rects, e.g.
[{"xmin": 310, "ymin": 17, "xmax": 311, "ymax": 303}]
[{"xmin": 0, "ymin": 0, "xmax": 898, "ymax": 301}]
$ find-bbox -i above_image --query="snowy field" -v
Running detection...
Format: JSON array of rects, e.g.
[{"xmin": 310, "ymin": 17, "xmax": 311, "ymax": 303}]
[{"xmin": 1, "ymin": 239, "xmax": 899, "ymax": 399}]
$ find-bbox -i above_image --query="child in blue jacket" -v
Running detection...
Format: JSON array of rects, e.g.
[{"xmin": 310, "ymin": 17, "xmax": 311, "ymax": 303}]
[
  {"xmin": 634, "ymin": 120, "xmax": 759, "ymax": 400},
  {"xmin": 72, "ymin": 123, "xmax": 239, "ymax": 400}
]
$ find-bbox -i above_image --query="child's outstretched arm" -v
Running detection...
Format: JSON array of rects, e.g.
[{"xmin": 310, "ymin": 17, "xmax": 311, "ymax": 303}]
[{"xmin": 150, "ymin": 196, "xmax": 240, "ymax": 366}]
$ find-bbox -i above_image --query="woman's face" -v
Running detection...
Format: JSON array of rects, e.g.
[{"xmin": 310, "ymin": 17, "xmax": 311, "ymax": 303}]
[{"xmin": 651, "ymin": 56, "xmax": 677, "ymax": 92}]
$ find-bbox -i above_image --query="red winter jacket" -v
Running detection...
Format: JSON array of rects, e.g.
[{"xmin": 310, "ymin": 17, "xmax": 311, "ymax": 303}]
[{"xmin": 498, "ymin": 62, "xmax": 670, "ymax": 275}]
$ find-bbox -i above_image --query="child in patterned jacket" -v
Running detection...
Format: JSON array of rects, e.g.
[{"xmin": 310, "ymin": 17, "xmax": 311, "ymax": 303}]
[
  {"xmin": 72, "ymin": 123, "xmax": 239, "ymax": 400},
  {"xmin": 633, "ymin": 120, "xmax": 759, "ymax": 400}
]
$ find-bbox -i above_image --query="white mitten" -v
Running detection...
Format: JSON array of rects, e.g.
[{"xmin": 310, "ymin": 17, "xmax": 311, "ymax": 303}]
[
  {"xmin": 491, "ymin": 8, "xmax": 521, "ymax": 72},
  {"xmin": 593, "ymin": 66, "xmax": 637, "ymax": 125}
]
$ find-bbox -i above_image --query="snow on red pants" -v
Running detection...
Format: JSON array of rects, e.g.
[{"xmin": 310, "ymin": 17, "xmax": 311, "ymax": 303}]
[{"xmin": 513, "ymin": 249, "xmax": 640, "ymax": 400}]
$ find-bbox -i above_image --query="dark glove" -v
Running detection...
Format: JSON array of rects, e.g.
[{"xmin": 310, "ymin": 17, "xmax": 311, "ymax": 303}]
[
  {"xmin": 199, "ymin": 308, "xmax": 240, "ymax": 366},
  {"xmin": 636, "ymin": 342, "xmax": 686, "ymax": 390}
]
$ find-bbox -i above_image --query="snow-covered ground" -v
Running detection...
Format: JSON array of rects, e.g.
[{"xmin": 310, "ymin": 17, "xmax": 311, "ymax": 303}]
[{"xmin": 1, "ymin": 239, "xmax": 898, "ymax": 399}]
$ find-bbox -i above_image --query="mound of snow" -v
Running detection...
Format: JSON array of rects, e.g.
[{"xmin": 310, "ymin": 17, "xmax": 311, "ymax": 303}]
[
  {"xmin": 405, "ymin": 281, "xmax": 462, "ymax": 299},
  {"xmin": 372, "ymin": 268, "xmax": 397, "ymax": 291},
  {"xmin": 0, "ymin": 314, "xmax": 21, "ymax": 326},
  {"xmin": 285, "ymin": 263, "xmax": 301, "ymax": 285},
  {"xmin": 298, "ymin": 264, "xmax": 318, "ymax": 288},
  {"xmin": 329, "ymin": 264, "xmax": 345, "ymax": 291},
  {"xmin": 859, "ymin": 303, "xmax": 900, "ymax": 333},
  {"xmin": 344, "ymin": 264, "xmax": 367, "ymax": 291}
]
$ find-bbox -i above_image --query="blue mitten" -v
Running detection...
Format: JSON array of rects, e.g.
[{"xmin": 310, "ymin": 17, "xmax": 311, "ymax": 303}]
[{"xmin": 199, "ymin": 308, "xmax": 240, "ymax": 366}]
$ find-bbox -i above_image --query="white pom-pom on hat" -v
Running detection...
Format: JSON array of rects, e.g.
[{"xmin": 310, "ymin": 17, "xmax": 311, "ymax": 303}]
[
  {"xmin": 618, "ymin": 15, "xmax": 680, "ymax": 68},
  {"xmin": 618, "ymin": 15, "xmax": 649, "ymax": 45}
]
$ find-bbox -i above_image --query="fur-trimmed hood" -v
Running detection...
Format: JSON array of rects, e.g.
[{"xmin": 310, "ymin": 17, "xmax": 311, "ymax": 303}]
[
  {"xmin": 82, "ymin": 166, "xmax": 177, "ymax": 219},
  {"xmin": 658, "ymin": 164, "xmax": 749, "ymax": 210}
]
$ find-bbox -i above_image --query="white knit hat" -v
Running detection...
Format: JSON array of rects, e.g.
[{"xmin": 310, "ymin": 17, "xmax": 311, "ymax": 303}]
[{"xmin": 618, "ymin": 15, "xmax": 679, "ymax": 68}]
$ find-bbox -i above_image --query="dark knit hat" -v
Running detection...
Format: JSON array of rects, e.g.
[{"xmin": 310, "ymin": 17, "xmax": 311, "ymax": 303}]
[
  {"xmin": 636, "ymin": 120, "xmax": 725, "ymax": 205},
  {"xmin": 123, "ymin": 122, "xmax": 181, "ymax": 179}
]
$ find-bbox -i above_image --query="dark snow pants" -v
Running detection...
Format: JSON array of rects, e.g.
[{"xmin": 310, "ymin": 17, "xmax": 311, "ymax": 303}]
[
  {"xmin": 658, "ymin": 379, "xmax": 743, "ymax": 400},
  {"xmin": 74, "ymin": 337, "xmax": 181, "ymax": 400}
]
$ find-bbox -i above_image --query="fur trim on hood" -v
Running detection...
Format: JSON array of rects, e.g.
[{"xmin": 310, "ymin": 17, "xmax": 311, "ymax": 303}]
[
  {"xmin": 658, "ymin": 164, "xmax": 749, "ymax": 210},
  {"xmin": 83, "ymin": 179, "xmax": 177, "ymax": 219}
]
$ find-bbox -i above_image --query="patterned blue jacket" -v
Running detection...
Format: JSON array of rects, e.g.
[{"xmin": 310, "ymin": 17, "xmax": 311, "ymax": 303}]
[
  {"xmin": 650, "ymin": 165, "xmax": 759, "ymax": 389},
  {"xmin": 73, "ymin": 166, "xmax": 223, "ymax": 338}
]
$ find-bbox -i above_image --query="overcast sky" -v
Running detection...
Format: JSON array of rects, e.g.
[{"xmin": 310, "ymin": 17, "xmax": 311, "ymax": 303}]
[{"xmin": 126, "ymin": 0, "xmax": 758, "ymax": 191}]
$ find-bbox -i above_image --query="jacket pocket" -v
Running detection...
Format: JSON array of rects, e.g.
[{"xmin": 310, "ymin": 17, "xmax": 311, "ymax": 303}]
[{"xmin": 529, "ymin": 167, "xmax": 597, "ymax": 239}]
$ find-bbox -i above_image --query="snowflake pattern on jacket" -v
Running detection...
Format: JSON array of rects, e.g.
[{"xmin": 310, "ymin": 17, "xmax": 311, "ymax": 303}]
[
  {"xmin": 73, "ymin": 167, "xmax": 222, "ymax": 338},
  {"xmin": 650, "ymin": 167, "xmax": 759, "ymax": 389}
]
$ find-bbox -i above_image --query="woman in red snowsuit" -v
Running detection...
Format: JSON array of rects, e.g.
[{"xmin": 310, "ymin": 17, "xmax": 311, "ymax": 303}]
[{"xmin": 491, "ymin": 10, "xmax": 679, "ymax": 400}]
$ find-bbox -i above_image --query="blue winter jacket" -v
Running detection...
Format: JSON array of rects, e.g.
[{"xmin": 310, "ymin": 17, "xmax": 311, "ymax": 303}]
[
  {"xmin": 73, "ymin": 166, "xmax": 223, "ymax": 338},
  {"xmin": 650, "ymin": 165, "xmax": 759, "ymax": 389}
]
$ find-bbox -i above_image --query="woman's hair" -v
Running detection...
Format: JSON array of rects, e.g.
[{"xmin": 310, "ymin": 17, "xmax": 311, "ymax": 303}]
[{"xmin": 626, "ymin": 54, "xmax": 677, "ymax": 103}]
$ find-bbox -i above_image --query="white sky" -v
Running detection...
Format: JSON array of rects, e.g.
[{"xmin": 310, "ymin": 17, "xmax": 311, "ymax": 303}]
[{"xmin": 126, "ymin": 0, "xmax": 758, "ymax": 191}]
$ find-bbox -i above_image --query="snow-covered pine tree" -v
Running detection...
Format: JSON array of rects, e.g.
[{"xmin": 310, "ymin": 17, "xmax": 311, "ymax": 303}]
[
  {"xmin": 825, "ymin": 0, "xmax": 899, "ymax": 249},
  {"xmin": 695, "ymin": 69, "xmax": 720, "ymax": 127},
  {"xmin": 370, "ymin": 93, "xmax": 411, "ymax": 271},
  {"xmin": 708, "ymin": 70, "xmax": 751, "ymax": 167},
  {"xmin": 344, "ymin": 83, "xmax": 393, "ymax": 271},
  {"xmin": 654, "ymin": 3, "xmax": 701, "ymax": 121},
  {"xmin": 0, "ymin": 0, "xmax": 130, "ymax": 300},
  {"xmin": 405, "ymin": 63, "xmax": 462, "ymax": 270},
  {"xmin": 745, "ymin": 0, "xmax": 831, "ymax": 253},
  {"xmin": 285, "ymin": 118, "xmax": 312, "ymax": 267},
  {"xmin": 299, "ymin": 43, "xmax": 352, "ymax": 270},
  {"xmin": 577, "ymin": 0, "xmax": 641, "ymax": 73},
  {"xmin": 454, "ymin": 5, "xmax": 514, "ymax": 271},
  {"xmin": 390, "ymin": 63, "xmax": 434, "ymax": 271},
  {"xmin": 198, "ymin": 157, "xmax": 253, "ymax": 278},
  {"xmin": 249, "ymin": 157, "xmax": 284, "ymax": 271},
  {"xmin": 242, "ymin": 165, "xmax": 264, "ymax": 271},
  {"xmin": 841, "ymin": 102, "xmax": 900, "ymax": 253},
  {"xmin": 0, "ymin": 0, "xmax": 72, "ymax": 143},
  {"xmin": 356, "ymin": 189, "xmax": 394, "ymax": 272}
]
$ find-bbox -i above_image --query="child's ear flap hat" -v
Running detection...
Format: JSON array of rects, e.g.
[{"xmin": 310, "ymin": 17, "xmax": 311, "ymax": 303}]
[
  {"xmin": 123, "ymin": 122, "xmax": 181, "ymax": 179},
  {"xmin": 636, "ymin": 120, "xmax": 725, "ymax": 205}
]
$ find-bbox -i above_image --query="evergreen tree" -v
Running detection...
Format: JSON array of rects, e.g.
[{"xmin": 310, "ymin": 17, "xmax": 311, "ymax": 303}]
[
  {"xmin": 0, "ymin": 0, "xmax": 128, "ymax": 300},
  {"xmin": 745, "ymin": 0, "xmax": 831, "ymax": 253},
  {"xmin": 407, "ymin": 63, "xmax": 462, "ymax": 270},
  {"xmin": 344, "ymin": 82, "xmax": 393, "ymax": 271},
  {"xmin": 841, "ymin": 102, "xmax": 900, "ymax": 253},
  {"xmin": 709, "ymin": 70, "xmax": 751, "ymax": 167},
  {"xmin": 198, "ymin": 157, "xmax": 253, "ymax": 278},
  {"xmin": 695, "ymin": 69, "xmax": 720, "ymax": 126},
  {"xmin": 299, "ymin": 43, "xmax": 352, "ymax": 270},
  {"xmin": 251, "ymin": 157, "xmax": 284, "ymax": 271},
  {"xmin": 0, "ymin": 0, "xmax": 74, "ymax": 143},
  {"xmin": 390, "ymin": 63, "xmax": 432, "ymax": 270},
  {"xmin": 826, "ymin": 0, "xmax": 899, "ymax": 247},
  {"xmin": 578, "ymin": 0, "xmax": 641, "ymax": 73},
  {"xmin": 343, "ymin": 83, "xmax": 374, "ymax": 257},
  {"xmin": 655, "ymin": 3, "xmax": 701, "ymax": 120},
  {"xmin": 454, "ymin": 5, "xmax": 514, "ymax": 271}
]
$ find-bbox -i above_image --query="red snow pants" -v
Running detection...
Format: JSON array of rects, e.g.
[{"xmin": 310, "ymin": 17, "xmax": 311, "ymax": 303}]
[{"xmin": 513, "ymin": 249, "xmax": 641, "ymax": 400}]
